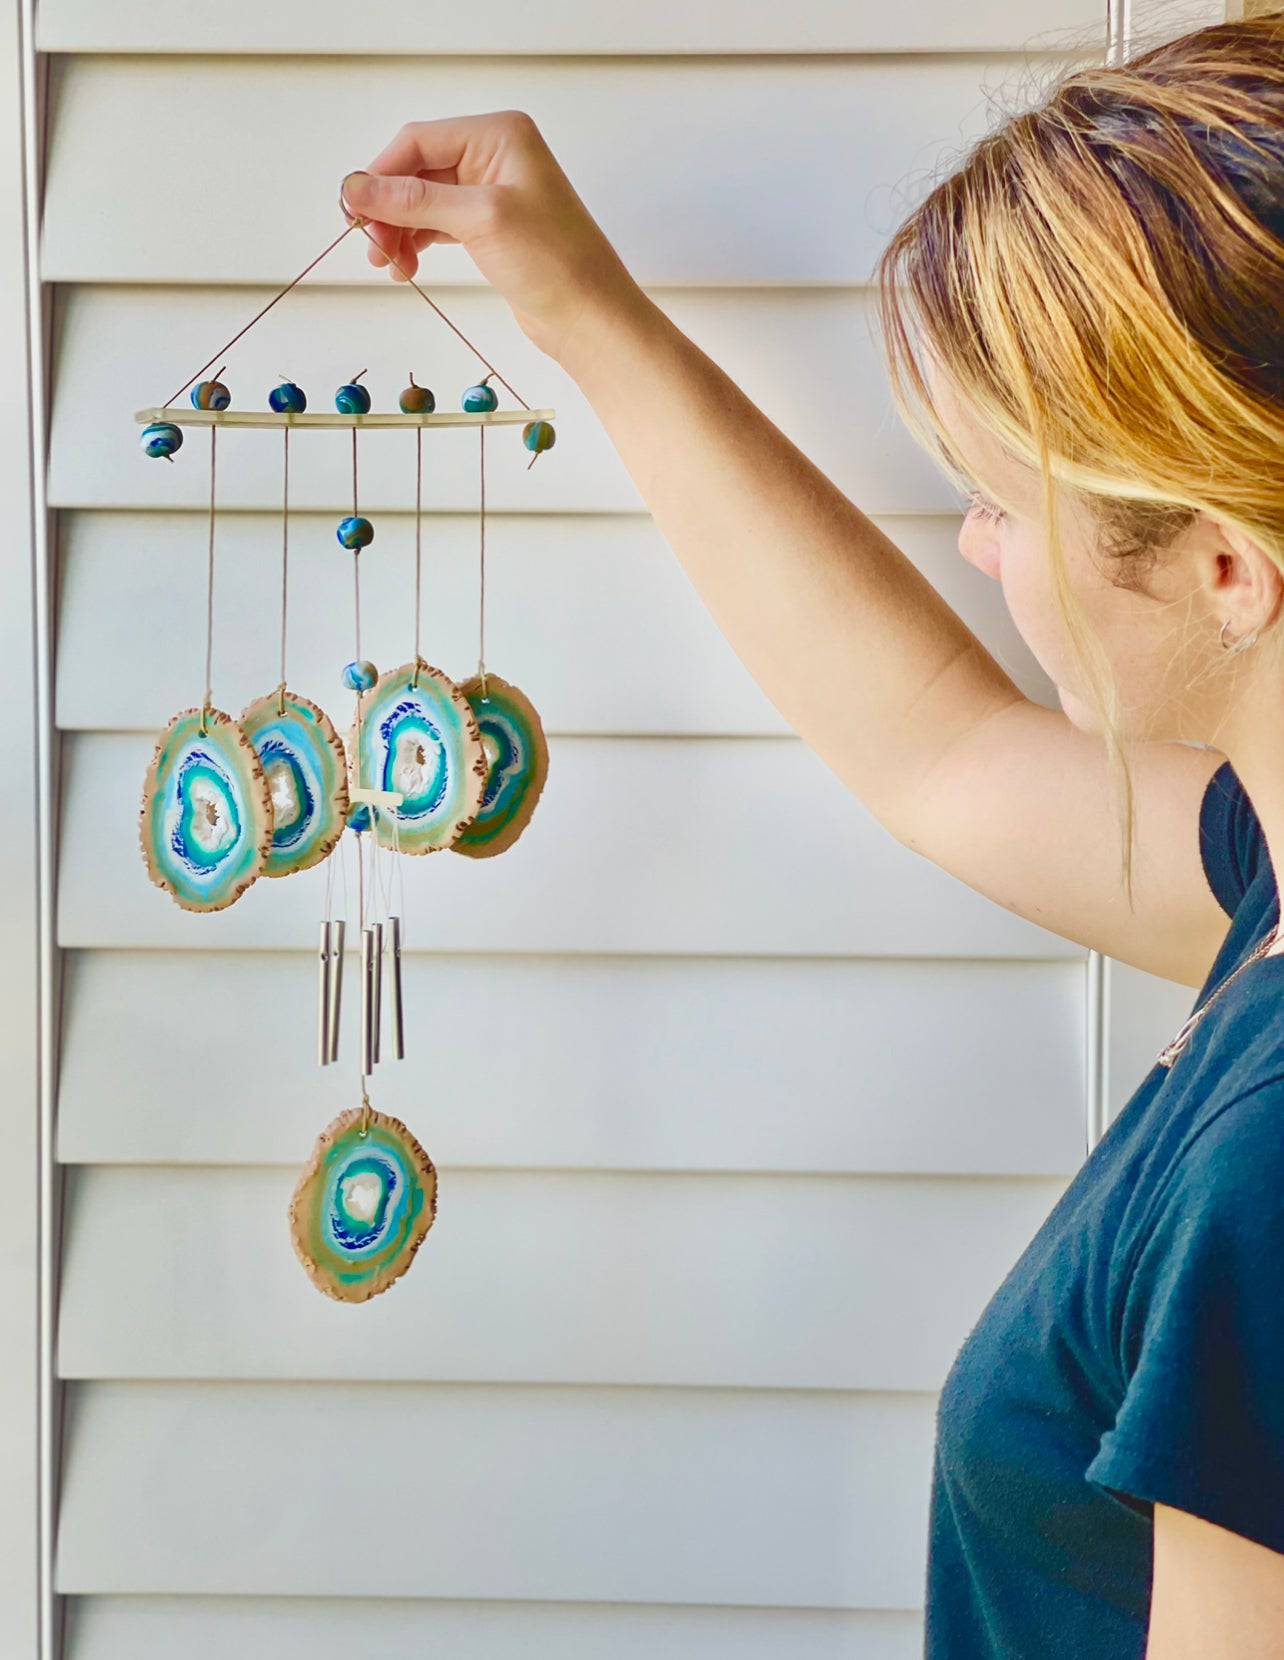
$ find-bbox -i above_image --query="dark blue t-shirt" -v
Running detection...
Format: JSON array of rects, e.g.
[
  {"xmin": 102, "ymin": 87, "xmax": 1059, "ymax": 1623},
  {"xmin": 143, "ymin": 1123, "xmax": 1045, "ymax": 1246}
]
[{"xmin": 925, "ymin": 757, "xmax": 1284, "ymax": 1658}]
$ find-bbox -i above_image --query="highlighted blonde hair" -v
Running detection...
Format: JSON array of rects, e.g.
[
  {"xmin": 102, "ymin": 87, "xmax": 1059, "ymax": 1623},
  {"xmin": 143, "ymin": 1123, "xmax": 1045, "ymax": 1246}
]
[{"xmin": 876, "ymin": 9, "xmax": 1284, "ymax": 907}]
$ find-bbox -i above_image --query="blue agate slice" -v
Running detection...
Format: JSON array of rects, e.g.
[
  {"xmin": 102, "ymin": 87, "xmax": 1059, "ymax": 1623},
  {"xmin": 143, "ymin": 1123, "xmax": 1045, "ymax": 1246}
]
[
  {"xmin": 351, "ymin": 660, "xmax": 486, "ymax": 854},
  {"xmin": 240, "ymin": 690, "xmax": 348, "ymax": 878},
  {"xmin": 138, "ymin": 707, "xmax": 271, "ymax": 911}
]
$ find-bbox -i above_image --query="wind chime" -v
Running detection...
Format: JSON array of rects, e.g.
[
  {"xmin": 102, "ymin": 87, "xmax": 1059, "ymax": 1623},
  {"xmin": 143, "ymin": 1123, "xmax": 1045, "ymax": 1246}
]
[{"xmin": 135, "ymin": 191, "xmax": 554, "ymax": 1304}]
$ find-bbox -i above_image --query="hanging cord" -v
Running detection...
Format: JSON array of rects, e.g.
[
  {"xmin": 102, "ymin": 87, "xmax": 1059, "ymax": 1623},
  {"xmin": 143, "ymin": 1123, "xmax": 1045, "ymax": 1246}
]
[
  {"xmin": 278, "ymin": 425, "xmax": 290, "ymax": 713},
  {"xmin": 158, "ymin": 194, "xmax": 539, "ymax": 415},
  {"xmin": 160, "ymin": 222, "xmax": 361, "ymax": 410},
  {"xmin": 477, "ymin": 424, "xmax": 488, "ymax": 698},
  {"xmin": 200, "ymin": 425, "xmax": 218, "ymax": 733},
  {"xmin": 338, "ymin": 184, "xmax": 532, "ymax": 412},
  {"xmin": 412, "ymin": 423, "xmax": 424, "ymax": 686}
]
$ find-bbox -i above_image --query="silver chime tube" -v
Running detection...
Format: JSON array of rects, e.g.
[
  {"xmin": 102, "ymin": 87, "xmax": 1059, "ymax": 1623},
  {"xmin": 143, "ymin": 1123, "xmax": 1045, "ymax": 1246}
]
[
  {"xmin": 326, "ymin": 919, "xmax": 346, "ymax": 1063},
  {"xmin": 389, "ymin": 915, "xmax": 405, "ymax": 1061},
  {"xmin": 372, "ymin": 921, "xmax": 384, "ymax": 1066},
  {"xmin": 361, "ymin": 927, "xmax": 376, "ymax": 1078},
  {"xmin": 317, "ymin": 921, "xmax": 332, "ymax": 1067}
]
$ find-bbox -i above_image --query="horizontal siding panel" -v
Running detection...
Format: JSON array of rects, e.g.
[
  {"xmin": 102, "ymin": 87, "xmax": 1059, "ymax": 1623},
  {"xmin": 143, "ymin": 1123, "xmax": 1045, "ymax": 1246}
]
[
  {"xmin": 55, "ymin": 511, "xmax": 1054, "ymax": 735},
  {"xmin": 56, "ymin": 951, "xmax": 1086, "ymax": 1173},
  {"xmin": 38, "ymin": 2, "xmax": 1103, "ymax": 55},
  {"xmin": 56, "ymin": 1381, "xmax": 935, "ymax": 1607},
  {"xmin": 58, "ymin": 1165, "xmax": 1062, "ymax": 1388},
  {"xmin": 57, "ymin": 732, "xmax": 1083, "ymax": 957},
  {"xmin": 43, "ymin": 56, "xmax": 1080, "ymax": 286},
  {"xmin": 67, "ymin": 1596, "xmax": 924, "ymax": 1660},
  {"xmin": 52, "ymin": 287, "xmax": 953, "ymax": 515}
]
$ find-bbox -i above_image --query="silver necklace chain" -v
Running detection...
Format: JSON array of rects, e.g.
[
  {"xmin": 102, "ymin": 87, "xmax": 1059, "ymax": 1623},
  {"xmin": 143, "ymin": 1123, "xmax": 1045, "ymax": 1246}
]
[{"xmin": 1156, "ymin": 923, "xmax": 1280, "ymax": 1068}]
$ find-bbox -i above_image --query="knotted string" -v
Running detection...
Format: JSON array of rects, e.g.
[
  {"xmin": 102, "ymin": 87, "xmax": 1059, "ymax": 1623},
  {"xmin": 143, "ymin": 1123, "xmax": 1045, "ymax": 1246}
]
[{"xmin": 200, "ymin": 425, "xmax": 218, "ymax": 732}]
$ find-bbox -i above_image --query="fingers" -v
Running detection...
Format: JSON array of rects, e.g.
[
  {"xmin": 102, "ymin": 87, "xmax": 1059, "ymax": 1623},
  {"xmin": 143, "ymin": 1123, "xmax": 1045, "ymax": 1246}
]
[
  {"xmin": 363, "ymin": 110, "xmax": 536, "ymax": 183},
  {"xmin": 342, "ymin": 168, "xmax": 493, "ymax": 239}
]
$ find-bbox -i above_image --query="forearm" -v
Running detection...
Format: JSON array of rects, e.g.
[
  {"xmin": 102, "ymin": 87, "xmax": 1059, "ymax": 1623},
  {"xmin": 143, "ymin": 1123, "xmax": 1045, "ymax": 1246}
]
[{"xmin": 560, "ymin": 286, "xmax": 1025, "ymax": 829}]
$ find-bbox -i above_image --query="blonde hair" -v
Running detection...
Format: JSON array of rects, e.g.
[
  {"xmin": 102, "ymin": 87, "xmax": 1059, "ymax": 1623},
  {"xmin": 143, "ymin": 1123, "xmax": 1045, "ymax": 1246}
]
[{"xmin": 875, "ymin": 9, "xmax": 1284, "ymax": 907}]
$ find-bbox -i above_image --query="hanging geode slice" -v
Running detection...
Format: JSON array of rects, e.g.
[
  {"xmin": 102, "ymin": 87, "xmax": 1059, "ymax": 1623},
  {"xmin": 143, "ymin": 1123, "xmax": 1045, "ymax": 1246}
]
[
  {"xmin": 352, "ymin": 659, "xmax": 487, "ymax": 854},
  {"xmin": 289, "ymin": 1106, "xmax": 438, "ymax": 1303},
  {"xmin": 240, "ymin": 689, "xmax": 348, "ymax": 877},
  {"xmin": 451, "ymin": 674, "xmax": 549, "ymax": 859},
  {"xmin": 139, "ymin": 706, "xmax": 272, "ymax": 912}
]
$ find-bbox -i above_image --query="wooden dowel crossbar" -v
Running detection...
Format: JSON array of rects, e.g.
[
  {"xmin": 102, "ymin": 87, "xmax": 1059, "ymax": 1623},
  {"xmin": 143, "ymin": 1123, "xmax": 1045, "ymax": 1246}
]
[{"xmin": 135, "ymin": 407, "xmax": 556, "ymax": 430}]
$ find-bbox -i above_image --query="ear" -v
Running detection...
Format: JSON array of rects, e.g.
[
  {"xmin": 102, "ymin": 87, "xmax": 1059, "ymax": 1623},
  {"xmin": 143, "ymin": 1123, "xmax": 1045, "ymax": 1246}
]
[{"xmin": 1198, "ymin": 515, "xmax": 1284, "ymax": 641}]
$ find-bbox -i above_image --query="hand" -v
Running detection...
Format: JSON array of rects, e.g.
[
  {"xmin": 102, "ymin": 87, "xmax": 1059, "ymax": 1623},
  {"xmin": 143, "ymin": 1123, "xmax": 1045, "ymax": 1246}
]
[{"xmin": 342, "ymin": 110, "xmax": 645, "ymax": 373}]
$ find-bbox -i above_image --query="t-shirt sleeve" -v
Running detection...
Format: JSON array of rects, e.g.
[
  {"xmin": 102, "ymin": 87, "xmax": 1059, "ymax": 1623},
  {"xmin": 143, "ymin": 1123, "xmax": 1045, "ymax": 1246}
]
[
  {"xmin": 1198, "ymin": 756, "xmax": 1266, "ymax": 920},
  {"xmin": 1085, "ymin": 1085, "xmax": 1284, "ymax": 1552}
]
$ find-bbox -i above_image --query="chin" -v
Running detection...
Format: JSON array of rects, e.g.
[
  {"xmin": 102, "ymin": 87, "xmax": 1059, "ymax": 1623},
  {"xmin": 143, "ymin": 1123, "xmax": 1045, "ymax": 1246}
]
[{"xmin": 1057, "ymin": 686, "xmax": 1102, "ymax": 734}]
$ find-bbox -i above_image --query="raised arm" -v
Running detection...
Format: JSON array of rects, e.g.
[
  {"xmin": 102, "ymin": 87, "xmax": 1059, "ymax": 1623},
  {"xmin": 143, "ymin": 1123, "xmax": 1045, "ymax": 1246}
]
[{"xmin": 342, "ymin": 111, "xmax": 1022, "ymax": 833}]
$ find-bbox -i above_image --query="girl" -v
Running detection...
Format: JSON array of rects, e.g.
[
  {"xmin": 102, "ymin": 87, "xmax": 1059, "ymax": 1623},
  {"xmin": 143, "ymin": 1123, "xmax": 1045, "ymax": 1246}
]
[{"xmin": 341, "ymin": 13, "xmax": 1284, "ymax": 1653}]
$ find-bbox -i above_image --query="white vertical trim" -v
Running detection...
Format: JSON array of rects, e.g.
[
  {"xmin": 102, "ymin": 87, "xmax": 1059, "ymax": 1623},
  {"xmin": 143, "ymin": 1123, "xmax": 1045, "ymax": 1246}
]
[
  {"xmin": 0, "ymin": 0, "xmax": 58, "ymax": 1655},
  {"xmin": 1085, "ymin": 950, "xmax": 1112, "ymax": 1153}
]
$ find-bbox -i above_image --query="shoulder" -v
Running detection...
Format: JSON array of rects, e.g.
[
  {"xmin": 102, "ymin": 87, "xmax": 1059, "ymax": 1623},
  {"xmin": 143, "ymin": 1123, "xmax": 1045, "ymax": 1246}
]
[{"xmin": 1128, "ymin": 1079, "xmax": 1284, "ymax": 1311}]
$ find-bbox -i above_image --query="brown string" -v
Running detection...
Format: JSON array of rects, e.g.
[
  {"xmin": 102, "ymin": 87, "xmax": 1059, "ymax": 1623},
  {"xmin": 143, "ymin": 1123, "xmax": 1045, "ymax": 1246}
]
[
  {"xmin": 201, "ymin": 425, "xmax": 218, "ymax": 732},
  {"xmin": 278, "ymin": 425, "xmax": 290, "ymax": 713},
  {"xmin": 343, "ymin": 211, "xmax": 532, "ymax": 413},
  {"xmin": 163, "ymin": 196, "xmax": 541, "ymax": 418},
  {"xmin": 160, "ymin": 222, "xmax": 360, "ymax": 410},
  {"xmin": 412, "ymin": 426, "xmax": 423, "ymax": 686},
  {"xmin": 478, "ymin": 424, "xmax": 488, "ymax": 698}
]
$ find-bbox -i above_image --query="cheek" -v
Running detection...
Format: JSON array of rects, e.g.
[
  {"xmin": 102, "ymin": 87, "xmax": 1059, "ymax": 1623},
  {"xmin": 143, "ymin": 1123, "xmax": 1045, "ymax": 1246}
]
[{"xmin": 996, "ymin": 530, "xmax": 1081, "ymax": 687}]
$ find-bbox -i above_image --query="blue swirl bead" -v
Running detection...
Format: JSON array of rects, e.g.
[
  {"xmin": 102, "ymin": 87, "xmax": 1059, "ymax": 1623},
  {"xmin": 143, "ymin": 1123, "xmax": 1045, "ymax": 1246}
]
[
  {"xmin": 347, "ymin": 803, "xmax": 372, "ymax": 833},
  {"xmin": 269, "ymin": 380, "xmax": 307, "ymax": 413},
  {"xmin": 461, "ymin": 381, "xmax": 498, "ymax": 413},
  {"xmin": 191, "ymin": 379, "xmax": 231, "ymax": 410},
  {"xmin": 141, "ymin": 421, "xmax": 183, "ymax": 460},
  {"xmin": 336, "ymin": 515, "xmax": 374, "ymax": 550},
  {"xmin": 522, "ymin": 419, "xmax": 556, "ymax": 454},
  {"xmin": 341, "ymin": 659, "xmax": 378, "ymax": 692},
  {"xmin": 335, "ymin": 380, "xmax": 372, "ymax": 415}
]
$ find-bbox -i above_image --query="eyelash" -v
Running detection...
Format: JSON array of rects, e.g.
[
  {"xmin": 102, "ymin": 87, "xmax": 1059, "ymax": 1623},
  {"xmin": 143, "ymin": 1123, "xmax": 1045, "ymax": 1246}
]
[{"xmin": 967, "ymin": 489, "xmax": 1006, "ymax": 525}]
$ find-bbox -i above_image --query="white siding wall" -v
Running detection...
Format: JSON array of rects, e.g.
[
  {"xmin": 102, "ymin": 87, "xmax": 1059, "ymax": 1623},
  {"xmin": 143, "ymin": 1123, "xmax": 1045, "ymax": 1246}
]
[{"xmin": 38, "ymin": 5, "xmax": 1206, "ymax": 1656}]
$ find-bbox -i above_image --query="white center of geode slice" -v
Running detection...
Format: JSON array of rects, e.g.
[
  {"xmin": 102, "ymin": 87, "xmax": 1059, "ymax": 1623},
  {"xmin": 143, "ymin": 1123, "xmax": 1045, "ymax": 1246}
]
[
  {"xmin": 342, "ymin": 1171, "xmax": 382, "ymax": 1222},
  {"xmin": 482, "ymin": 732, "xmax": 500, "ymax": 766},
  {"xmin": 188, "ymin": 778, "xmax": 232, "ymax": 853},
  {"xmin": 266, "ymin": 757, "xmax": 301, "ymax": 824},
  {"xmin": 392, "ymin": 732, "xmax": 438, "ymax": 798}
]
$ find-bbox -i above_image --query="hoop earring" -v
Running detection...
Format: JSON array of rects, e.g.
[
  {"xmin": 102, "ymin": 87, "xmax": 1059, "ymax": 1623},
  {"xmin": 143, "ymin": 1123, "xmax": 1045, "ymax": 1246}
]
[{"xmin": 1219, "ymin": 618, "xmax": 1261, "ymax": 654}]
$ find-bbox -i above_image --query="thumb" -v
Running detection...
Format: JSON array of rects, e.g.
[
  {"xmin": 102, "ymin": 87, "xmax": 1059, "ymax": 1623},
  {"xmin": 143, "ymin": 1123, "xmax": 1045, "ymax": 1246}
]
[{"xmin": 342, "ymin": 169, "xmax": 489, "ymax": 241}]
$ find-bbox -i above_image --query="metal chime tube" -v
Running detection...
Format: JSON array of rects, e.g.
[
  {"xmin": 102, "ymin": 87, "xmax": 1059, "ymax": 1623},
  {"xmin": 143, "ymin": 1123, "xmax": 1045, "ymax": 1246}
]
[
  {"xmin": 327, "ymin": 919, "xmax": 345, "ymax": 1063},
  {"xmin": 361, "ymin": 927, "xmax": 376, "ymax": 1077},
  {"xmin": 317, "ymin": 922, "xmax": 332, "ymax": 1066},
  {"xmin": 372, "ymin": 921, "xmax": 384, "ymax": 1066},
  {"xmin": 389, "ymin": 916, "xmax": 405, "ymax": 1061}
]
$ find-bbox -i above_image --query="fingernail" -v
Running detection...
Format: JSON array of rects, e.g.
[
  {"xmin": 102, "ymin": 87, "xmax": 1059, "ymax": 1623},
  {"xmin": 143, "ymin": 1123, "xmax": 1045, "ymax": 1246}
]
[{"xmin": 342, "ymin": 169, "xmax": 371, "ymax": 206}]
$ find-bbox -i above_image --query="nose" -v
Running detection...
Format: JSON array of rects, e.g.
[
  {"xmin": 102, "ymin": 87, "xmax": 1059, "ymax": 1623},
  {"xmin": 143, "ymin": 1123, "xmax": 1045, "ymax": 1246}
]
[{"xmin": 958, "ymin": 512, "xmax": 1002, "ymax": 581}]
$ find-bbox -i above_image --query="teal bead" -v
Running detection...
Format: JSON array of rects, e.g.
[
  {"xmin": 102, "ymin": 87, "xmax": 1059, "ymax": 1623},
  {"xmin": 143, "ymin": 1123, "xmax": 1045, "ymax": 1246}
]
[
  {"xmin": 335, "ymin": 381, "xmax": 371, "ymax": 415},
  {"xmin": 522, "ymin": 419, "xmax": 556, "ymax": 454},
  {"xmin": 141, "ymin": 421, "xmax": 183, "ymax": 460},
  {"xmin": 347, "ymin": 803, "xmax": 373, "ymax": 833},
  {"xmin": 191, "ymin": 379, "xmax": 231, "ymax": 411},
  {"xmin": 341, "ymin": 659, "xmax": 378, "ymax": 692},
  {"xmin": 269, "ymin": 380, "xmax": 307, "ymax": 413},
  {"xmin": 337, "ymin": 516, "xmax": 374, "ymax": 550},
  {"xmin": 400, "ymin": 378, "xmax": 435, "ymax": 414},
  {"xmin": 461, "ymin": 382, "xmax": 498, "ymax": 413}
]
